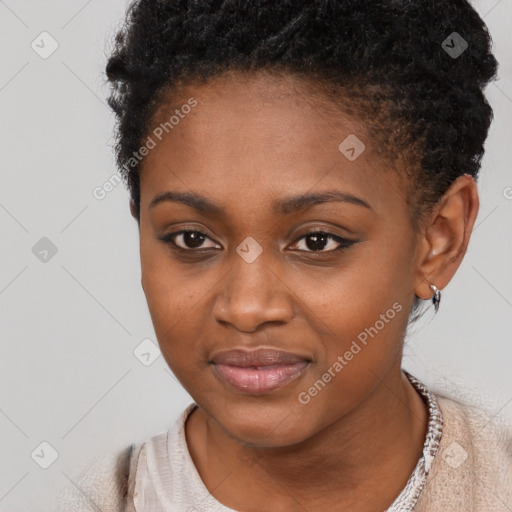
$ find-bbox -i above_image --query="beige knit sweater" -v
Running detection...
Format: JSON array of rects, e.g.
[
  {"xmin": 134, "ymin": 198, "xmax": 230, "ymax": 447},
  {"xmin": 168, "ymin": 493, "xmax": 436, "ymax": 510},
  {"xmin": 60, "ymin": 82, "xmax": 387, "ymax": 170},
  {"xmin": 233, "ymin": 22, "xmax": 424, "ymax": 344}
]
[{"xmin": 55, "ymin": 393, "xmax": 512, "ymax": 511}]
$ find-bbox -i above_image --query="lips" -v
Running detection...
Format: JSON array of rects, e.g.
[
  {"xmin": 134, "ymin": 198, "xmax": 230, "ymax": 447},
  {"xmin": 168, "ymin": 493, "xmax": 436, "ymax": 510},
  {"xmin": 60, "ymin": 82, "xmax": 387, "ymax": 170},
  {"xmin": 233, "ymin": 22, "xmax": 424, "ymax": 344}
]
[{"xmin": 210, "ymin": 347, "xmax": 311, "ymax": 395}]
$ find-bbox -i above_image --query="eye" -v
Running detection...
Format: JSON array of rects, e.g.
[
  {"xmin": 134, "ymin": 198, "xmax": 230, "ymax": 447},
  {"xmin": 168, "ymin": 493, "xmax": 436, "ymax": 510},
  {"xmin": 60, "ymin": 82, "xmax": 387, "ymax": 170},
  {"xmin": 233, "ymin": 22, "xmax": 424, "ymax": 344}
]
[
  {"xmin": 158, "ymin": 230, "xmax": 221, "ymax": 251},
  {"xmin": 158, "ymin": 229, "xmax": 357, "ymax": 254},
  {"xmin": 289, "ymin": 230, "xmax": 357, "ymax": 253}
]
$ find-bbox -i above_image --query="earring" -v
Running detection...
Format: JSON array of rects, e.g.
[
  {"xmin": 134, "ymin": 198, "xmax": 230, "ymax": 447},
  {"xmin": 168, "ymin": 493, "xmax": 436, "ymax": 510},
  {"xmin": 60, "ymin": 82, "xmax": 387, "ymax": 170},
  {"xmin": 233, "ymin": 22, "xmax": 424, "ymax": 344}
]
[{"xmin": 429, "ymin": 283, "xmax": 441, "ymax": 313}]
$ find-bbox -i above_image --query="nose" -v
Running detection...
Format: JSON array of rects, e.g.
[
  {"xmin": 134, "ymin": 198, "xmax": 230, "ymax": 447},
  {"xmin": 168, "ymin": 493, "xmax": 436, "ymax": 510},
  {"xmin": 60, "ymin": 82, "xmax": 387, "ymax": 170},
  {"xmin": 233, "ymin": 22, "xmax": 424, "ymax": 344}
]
[{"xmin": 212, "ymin": 252, "xmax": 295, "ymax": 333}]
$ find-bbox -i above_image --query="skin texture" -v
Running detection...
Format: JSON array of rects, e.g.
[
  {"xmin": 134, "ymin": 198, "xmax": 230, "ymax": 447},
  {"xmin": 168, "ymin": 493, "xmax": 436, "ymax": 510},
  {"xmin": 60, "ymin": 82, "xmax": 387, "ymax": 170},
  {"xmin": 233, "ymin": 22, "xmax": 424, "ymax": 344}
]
[{"xmin": 133, "ymin": 71, "xmax": 479, "ymax": 511}]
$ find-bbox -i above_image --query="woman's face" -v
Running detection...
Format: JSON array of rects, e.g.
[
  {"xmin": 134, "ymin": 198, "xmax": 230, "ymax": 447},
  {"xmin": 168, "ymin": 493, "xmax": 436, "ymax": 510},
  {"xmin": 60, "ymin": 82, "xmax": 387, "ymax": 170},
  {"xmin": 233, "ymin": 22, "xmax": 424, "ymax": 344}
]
[{"xmin": 137, "ymin": 71, "xmax": 423, "ymax": 447}]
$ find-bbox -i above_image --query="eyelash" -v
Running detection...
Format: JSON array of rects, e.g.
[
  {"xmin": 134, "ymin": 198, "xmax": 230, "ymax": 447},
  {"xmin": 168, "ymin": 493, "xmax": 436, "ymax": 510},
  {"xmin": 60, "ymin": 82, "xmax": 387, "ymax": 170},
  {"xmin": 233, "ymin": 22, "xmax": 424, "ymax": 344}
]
[{"xmin": 158, "ymin": 229, "xmax": 357, "ymax": 255}]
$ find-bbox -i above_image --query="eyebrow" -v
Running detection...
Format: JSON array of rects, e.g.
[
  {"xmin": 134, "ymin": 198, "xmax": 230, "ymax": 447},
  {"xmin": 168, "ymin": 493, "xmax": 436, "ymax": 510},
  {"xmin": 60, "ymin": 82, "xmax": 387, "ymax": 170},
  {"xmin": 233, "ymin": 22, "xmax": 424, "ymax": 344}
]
[{"xmin": 149, "ymin": 190, "xmax": 372, "ymax": 215}]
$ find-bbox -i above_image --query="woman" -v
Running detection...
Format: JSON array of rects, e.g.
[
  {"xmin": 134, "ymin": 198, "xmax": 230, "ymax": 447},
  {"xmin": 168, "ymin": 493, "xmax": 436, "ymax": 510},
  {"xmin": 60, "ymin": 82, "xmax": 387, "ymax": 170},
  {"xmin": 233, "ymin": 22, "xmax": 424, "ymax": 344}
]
[{"xmin": 58, "ymin": 0, "xmax": 512, "ymax": 510}]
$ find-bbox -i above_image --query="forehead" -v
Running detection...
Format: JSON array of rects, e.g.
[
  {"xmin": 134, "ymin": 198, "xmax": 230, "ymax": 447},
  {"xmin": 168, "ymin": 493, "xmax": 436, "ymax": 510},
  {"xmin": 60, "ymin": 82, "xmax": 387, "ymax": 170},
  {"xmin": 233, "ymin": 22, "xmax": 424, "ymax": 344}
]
[{"xmin": 139, "ymin": 71, "xmax": 409, "ymax": 219}]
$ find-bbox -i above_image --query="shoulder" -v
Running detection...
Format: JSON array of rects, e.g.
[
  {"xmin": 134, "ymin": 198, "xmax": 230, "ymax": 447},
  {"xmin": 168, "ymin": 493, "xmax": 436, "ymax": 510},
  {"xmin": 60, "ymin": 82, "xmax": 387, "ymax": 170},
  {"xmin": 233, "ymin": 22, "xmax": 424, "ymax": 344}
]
[
  {"xmin": 53, "ymin": 407, "xmax": 197, "ymax": 511},
  {"xmin": 416, "ymin": 393, "xmax": 512, "ymax": 512},
  {"xmin": 54, "ymin": 443, "xmax": 141, "ymax": 512},
  {"xmin": 436, "ymin": 394, "xmax": 512, "ymax": 460}
]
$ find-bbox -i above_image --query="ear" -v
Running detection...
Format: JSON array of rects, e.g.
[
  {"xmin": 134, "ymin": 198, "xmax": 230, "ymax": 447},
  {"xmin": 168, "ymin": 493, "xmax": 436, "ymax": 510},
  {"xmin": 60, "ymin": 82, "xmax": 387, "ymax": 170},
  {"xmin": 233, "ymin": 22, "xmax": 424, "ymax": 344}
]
[{"xmin": 413, "ymin": 174, "xmax": 479, "ymax": 300}]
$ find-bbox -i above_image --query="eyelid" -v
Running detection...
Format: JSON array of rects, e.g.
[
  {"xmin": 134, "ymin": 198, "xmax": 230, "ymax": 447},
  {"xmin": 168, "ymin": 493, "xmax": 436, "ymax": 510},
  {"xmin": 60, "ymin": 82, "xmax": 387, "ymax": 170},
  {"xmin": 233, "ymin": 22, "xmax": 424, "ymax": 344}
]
[{"xmin": 290, "ymin": 227, "xmax": 349, "ymax": 243}]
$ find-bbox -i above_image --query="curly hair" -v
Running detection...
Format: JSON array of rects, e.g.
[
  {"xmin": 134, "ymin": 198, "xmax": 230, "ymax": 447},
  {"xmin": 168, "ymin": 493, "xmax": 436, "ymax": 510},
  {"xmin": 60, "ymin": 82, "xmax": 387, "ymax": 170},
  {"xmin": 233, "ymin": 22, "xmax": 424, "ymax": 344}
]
[{"xmin": 105, "ymin": 0, "xmax": 498, "ymax": 321}]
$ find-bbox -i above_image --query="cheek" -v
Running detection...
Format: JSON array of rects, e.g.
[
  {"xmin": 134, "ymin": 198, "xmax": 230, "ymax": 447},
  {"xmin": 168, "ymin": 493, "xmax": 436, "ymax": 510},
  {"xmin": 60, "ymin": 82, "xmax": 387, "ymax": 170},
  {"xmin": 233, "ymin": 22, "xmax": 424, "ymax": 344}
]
[
  {"xmin": 140, "ymin": 243, "xmax": 201, "ymax": 360},
  {"xmin": 291, "ymin": 239, "xmax": 412, "ymax": 413},
  {"xmin": 141, "ymin": 258, "xmax": 186, "ymax": 333},
  {"xmin": 292, "ymin": 237, "xmax": 410, "ymax": 334},
  {"xmin": 140, "ymin": 229, "xmax": 199, "ymax": 317},
  {"xmin": 295, "ymin": 300, "xmax": 408, "ymax": 434}
]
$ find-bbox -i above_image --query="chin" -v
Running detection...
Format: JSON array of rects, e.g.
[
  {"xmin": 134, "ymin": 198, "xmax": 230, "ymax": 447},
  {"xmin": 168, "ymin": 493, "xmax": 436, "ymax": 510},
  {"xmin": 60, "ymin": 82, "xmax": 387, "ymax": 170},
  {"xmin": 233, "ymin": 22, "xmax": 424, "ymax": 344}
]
[{"xmin": 206, "ymin": 398, "xmax": 316, "ymax": 448}]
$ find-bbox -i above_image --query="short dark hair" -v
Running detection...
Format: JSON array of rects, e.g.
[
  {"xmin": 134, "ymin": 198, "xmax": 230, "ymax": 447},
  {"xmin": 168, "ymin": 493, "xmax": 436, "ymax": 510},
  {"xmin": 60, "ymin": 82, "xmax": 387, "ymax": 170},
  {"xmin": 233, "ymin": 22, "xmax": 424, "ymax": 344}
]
[{"xmin": 105, "ymin": 0, "xmax": 498, "ymax": 321}]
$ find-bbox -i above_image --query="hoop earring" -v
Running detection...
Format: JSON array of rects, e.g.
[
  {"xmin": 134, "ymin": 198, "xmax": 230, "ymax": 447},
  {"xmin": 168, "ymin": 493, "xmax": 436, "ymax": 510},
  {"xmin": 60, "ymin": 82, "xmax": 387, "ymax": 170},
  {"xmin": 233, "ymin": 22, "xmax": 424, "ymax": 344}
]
[{"xmin": 429, "ymin": 283, "xmax": 441, "ymax": 313}]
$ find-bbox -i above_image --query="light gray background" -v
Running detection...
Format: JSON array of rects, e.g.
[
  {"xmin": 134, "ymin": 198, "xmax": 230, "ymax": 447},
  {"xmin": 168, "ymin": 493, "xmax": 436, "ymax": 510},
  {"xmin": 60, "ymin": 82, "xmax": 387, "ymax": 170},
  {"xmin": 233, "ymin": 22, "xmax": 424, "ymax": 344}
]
[{"xmin": 0, "ymin": 1, "xmax": 511, "ymax": 510}]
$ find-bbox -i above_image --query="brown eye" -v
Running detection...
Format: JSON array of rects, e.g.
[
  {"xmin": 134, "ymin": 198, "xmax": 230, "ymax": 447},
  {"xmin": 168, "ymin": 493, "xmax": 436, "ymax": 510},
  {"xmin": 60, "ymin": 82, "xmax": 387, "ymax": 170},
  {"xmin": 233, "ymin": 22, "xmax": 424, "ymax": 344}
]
[
  {"xmin": 290, "ymin": 231, "xmax": 356, "ymax": 253},
  {"xmin": 159, "ymin": 230, "xmax": 221, "ymax": 251}
]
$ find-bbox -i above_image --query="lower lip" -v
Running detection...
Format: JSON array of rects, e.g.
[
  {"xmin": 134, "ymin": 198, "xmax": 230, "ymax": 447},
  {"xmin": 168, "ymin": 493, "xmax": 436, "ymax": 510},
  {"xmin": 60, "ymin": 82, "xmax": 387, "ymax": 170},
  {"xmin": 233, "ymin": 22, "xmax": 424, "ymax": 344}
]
[{"xmin": 211, "ymin": 361, "xmax": 310, "ymax": 395}]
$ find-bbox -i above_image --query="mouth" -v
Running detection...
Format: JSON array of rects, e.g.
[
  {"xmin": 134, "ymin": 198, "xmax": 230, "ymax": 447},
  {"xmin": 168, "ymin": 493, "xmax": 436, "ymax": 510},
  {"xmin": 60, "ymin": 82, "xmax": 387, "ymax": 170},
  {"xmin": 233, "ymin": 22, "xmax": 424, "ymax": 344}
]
[{"xmin": 210, "ymin": 347, "xmax": 311, "ymax": 395}]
